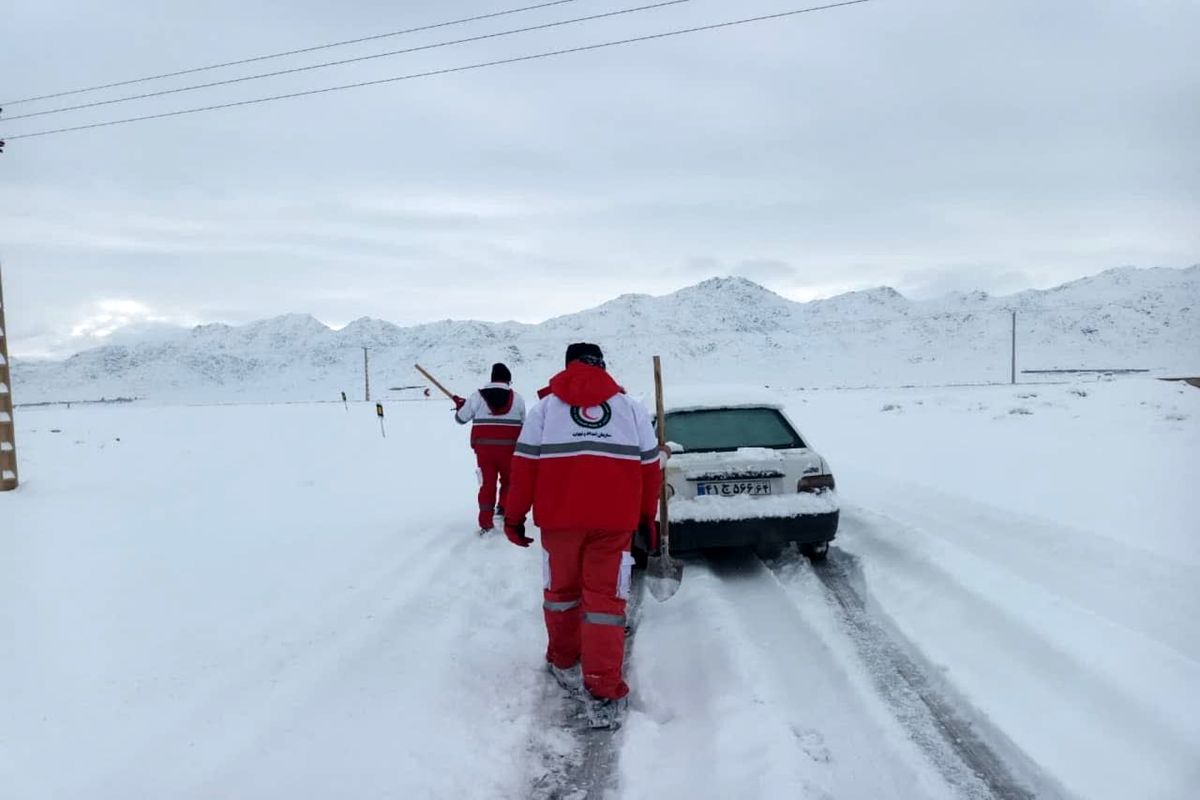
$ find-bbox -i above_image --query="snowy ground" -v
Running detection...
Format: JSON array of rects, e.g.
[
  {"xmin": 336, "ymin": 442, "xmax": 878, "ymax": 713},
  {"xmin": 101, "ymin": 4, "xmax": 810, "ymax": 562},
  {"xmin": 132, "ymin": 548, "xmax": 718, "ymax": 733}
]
[{"xmin": 2, "ymin": 379, "xmax": 1197, "ymax": 799}]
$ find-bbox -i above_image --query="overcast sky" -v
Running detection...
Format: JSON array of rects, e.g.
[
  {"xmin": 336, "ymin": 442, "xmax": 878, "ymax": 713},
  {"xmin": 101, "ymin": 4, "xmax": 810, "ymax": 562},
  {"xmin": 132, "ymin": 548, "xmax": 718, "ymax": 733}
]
[{"xmin": 1, "ymin": 0, "xmax": 1197, "ymax": 357}]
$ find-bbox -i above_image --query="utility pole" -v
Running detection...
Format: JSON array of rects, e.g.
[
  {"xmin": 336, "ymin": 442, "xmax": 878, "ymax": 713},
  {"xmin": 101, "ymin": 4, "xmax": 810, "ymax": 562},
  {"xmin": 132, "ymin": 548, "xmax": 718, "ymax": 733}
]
[
  {"xmin": 0, "ymin": 260, "xmax": 18, "ymax": 491},
  {"xmin": 1010, "ymin": 309, "xmax": 1017, "ymax": 385},
  {"xmin": 362, "ymin": 346, "xmax": 370, "ymax": 402}
]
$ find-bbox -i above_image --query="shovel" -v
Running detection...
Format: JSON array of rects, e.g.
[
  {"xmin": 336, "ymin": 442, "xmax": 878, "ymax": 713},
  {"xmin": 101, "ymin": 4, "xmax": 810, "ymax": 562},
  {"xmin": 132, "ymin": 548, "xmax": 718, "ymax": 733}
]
[{"xmin": 646, "ymin": 355, "xmax": 683, "ymax": 602}]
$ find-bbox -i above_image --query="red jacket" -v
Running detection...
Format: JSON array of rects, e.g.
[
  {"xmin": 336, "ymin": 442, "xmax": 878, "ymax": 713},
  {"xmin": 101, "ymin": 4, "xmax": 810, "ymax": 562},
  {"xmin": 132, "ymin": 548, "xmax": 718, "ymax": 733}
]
[
  {"xmin": 454, "ymin": 383, "xmax": 526, "ymax": 448},
  {"xmin": 507, "ymin": 363, "xmax": 662, "ymax": 532}
]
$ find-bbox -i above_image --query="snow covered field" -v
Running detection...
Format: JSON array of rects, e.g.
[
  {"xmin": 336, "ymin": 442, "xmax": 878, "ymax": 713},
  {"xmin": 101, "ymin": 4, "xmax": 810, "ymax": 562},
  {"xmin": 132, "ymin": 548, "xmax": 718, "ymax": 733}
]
[{"xmin": 2, "ymin": 378, "xmax": 1197, "ymax": 799}]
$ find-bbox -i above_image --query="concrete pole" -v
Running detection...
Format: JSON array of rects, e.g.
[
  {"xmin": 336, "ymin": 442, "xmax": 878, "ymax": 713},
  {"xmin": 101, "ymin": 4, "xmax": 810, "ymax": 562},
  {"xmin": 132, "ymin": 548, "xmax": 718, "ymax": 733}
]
[
  {"xmin": 1010, "ymin": 310, "xmax": 1017, "ymax": 385},
  {"xmin": 363, "ymin": 347, "xmax": 370, "ymax": 402},
  {"xmin": 0, "ymin": 261, "xmax": 18, "ymax": 491}
]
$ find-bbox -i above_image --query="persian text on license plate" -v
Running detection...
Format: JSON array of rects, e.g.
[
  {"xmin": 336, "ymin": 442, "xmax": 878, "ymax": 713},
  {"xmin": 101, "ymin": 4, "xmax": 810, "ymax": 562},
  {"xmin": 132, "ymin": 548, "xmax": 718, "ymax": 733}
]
[{"xmin": 696, "ymin": 480, "xmax": 772, "ymax": 497}]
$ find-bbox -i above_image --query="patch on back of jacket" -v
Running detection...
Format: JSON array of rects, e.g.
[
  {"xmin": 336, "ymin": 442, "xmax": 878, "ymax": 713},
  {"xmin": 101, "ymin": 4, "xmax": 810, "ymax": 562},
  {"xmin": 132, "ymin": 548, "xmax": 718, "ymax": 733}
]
[{"xmin": 570, "ymin": 402, "xmax": 612, "ymax": 430}]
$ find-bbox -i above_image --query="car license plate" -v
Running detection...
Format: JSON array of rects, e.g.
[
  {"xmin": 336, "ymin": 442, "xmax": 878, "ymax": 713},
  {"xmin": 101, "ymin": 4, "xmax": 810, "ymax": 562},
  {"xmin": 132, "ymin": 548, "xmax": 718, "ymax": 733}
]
[{"xmin": 696, "ymin": 480, "xmax": 772, "ymax": 497}]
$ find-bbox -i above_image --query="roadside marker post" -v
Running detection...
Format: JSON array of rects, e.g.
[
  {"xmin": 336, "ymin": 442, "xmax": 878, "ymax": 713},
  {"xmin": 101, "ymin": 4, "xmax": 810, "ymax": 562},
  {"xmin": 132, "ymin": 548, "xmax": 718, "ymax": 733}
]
[
  {"xmin": 341, "ymin": 390, "xmax": 348, "ymax": 412},
  {"xmin": 376, "ymin": 402, "xmax": 386, "ymax": 438}
]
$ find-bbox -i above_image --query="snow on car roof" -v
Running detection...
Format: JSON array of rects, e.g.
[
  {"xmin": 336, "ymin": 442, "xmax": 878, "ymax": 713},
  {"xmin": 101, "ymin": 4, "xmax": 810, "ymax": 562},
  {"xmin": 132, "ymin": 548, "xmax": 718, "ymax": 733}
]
[{"xmin": 662, "ymin": 385, "xmax": 785, "ymax": 414}]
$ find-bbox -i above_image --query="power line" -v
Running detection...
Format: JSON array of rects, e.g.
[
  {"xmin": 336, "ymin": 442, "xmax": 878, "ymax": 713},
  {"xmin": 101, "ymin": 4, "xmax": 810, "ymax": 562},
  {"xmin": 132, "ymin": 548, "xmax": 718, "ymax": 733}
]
[
  {"xmin": 4, "ymin": 0, "xmax": 695, "ymax": 122},
  {"xmin": 1, "ymin": 0, "xmax": 875, "ymax": 143},
  {"xmin": 1, "ymin": 0, "xmax": 596, "ymax": 107}
]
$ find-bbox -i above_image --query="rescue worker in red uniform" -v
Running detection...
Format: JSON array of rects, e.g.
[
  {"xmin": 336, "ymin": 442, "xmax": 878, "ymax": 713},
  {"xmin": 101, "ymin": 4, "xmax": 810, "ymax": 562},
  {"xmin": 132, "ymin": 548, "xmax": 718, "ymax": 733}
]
[
  {"xmin": 452, "ymin": 364, "xmax": 526, "ymax": 532},
  {"xmin": 503, "ymin": 343, "xmax": 662, "ymax": 727}
]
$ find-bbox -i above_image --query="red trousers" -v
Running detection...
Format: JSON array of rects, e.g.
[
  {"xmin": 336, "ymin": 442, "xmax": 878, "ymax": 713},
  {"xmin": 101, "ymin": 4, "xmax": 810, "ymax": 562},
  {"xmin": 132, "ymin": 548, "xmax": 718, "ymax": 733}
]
[
  {"xmin": 541, "ymin": 528, "xmax": 635, "ymax": 699},
  {"xmin": 475, "ymin": 444, "xmax": 514, "ymax": 530}
]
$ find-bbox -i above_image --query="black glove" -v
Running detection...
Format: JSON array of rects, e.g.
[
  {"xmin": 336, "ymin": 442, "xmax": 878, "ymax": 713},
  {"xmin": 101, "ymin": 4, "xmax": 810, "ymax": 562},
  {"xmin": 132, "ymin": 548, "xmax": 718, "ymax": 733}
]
[
  {"xmin": 638, "ymin": 518, "xmax": 659, "ymax": 552},
  {"xmin": 505, "ymin": 520, "xmax": 533, "ymax": 548}
]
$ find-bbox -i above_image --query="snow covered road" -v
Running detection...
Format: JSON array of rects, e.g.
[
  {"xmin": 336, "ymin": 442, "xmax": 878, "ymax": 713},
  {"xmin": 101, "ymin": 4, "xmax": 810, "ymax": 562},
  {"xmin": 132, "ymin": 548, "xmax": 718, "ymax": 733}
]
[
  {"xmin": 621, "ymin": 548, "xmax": 1031, "ymax": 800},
  {"xmin": 2, "ymin": 379, "xmax": 1197, "ymax": 799},
  {"xmin": 2, "ymin": 402, "xmax": 552, "ymax": 798},
  {"xmin": 795, "ymin": 380, "xmax": 1200, "ymax": 800}
]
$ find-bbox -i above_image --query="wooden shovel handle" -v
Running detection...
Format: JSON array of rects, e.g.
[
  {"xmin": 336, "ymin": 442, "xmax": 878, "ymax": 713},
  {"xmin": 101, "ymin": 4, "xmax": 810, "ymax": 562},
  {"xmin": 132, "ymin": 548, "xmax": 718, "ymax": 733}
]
[
  {"xmin": 653, "ymin": 356, "xmax": 670, "ymax": 544},
  {"xmin": 414, "ymin": 364, "xmax": 456, "ymax": 400}
]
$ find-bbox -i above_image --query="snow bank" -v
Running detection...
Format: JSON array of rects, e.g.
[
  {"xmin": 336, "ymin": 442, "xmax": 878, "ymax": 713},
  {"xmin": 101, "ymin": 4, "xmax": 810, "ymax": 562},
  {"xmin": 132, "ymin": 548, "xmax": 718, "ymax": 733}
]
[
  {"xmin": 670, "ymin": 490, "xmax": 839, "ymax": 522},
  {"xmin": 0, "ymin": 402, "xmax": 551, "ymax": 799},
  {"xmin": 788, "ymin": 378, "xmax": 1200, "ymax": 800}
]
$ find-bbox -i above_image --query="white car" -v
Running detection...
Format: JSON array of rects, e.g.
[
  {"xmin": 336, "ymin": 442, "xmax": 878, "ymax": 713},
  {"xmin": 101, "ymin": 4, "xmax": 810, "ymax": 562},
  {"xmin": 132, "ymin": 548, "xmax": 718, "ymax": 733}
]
[{"xmin": 640, "ymin": 390, "xmax": 839, "ymax": 561}]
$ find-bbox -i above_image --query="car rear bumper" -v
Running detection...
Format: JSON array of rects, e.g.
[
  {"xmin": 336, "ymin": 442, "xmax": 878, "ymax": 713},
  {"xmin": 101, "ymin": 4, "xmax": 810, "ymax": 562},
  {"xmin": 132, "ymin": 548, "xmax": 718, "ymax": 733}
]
[{"xmin": 668, "ymin": 510, "xmax": 839, "ymax": 552}]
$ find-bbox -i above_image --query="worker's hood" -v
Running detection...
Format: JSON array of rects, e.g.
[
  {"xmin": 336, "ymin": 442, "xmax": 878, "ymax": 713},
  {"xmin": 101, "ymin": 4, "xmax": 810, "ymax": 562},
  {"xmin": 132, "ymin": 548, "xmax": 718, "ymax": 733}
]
[
  {"xmin": 548, "ymin": 362, "xmax": 622, "ymax": 408},
  {"xmin": 479, "ymin": 384, "xmax": 514, "ymax": 414}
]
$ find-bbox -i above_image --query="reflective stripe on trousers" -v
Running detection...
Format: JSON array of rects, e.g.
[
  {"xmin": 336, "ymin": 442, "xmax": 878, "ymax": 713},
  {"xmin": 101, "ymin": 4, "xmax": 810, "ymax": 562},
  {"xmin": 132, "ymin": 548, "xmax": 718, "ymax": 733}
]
[
  {"xmin": 544, "ymin": 599, "xmax": 581, "ymax": 612},
  {"xmin": 540, "ymin": 528, "xmax": 634, "ymax": 700}
]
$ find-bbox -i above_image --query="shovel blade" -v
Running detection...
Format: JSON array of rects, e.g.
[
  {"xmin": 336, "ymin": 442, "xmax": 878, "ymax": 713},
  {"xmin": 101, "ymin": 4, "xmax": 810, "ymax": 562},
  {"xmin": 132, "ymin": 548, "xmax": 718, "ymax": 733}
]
[{"xmin": 646, "ymin": 554, "xmax": 683, "ymax": 602}]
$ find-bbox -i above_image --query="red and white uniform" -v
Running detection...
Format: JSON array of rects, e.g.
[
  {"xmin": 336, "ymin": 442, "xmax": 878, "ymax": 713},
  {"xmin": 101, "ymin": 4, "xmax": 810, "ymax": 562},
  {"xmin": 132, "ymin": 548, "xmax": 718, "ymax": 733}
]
[
  {"xmin": 456, "ymin": 382, "xmax": 526, "ymax": 529},
  {"xmin": 506, "ymin": 363, "xmax": 662, "ymax": 699}
]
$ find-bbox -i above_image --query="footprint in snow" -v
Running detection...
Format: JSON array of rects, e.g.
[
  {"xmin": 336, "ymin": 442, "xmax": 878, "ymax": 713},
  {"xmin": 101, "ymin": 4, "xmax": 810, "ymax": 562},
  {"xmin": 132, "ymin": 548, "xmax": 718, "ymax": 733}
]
[{"xmin": 790, "ymin": 725, "xmax": 832, "ymax": 764}]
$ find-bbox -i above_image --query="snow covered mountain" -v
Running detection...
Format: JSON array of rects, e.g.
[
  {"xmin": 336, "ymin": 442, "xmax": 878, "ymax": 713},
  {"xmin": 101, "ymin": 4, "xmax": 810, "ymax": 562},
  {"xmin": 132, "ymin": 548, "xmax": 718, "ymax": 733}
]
[{"xmin": 11, "ymin": 266, "xmax": 1200, "ymax": 403}]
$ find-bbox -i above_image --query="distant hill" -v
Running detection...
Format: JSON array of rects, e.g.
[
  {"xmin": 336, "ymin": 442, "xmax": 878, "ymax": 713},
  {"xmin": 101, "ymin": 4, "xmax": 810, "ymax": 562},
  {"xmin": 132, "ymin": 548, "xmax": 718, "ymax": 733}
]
[{"xmin": 11, "ymin": 265, "xmax": 1199, "ymax": 403}]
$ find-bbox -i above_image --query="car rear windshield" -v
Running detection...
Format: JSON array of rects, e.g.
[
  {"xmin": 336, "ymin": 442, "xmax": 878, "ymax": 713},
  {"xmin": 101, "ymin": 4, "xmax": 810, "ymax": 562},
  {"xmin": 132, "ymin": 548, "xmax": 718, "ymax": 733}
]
[{"xmin": 663, "ymin": 407, "xmax": 805, "ymax": 453}]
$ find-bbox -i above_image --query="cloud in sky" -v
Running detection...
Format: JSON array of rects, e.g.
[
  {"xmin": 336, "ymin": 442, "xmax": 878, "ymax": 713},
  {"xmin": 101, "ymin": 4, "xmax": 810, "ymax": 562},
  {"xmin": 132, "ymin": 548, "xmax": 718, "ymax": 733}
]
[
  {"xmin": 1, "ymin": 0, "xmax": 1197, "ymax": 357},
  {"xmin": 69, "ymin": 298, "xmax": 197, "ymax": 339}
]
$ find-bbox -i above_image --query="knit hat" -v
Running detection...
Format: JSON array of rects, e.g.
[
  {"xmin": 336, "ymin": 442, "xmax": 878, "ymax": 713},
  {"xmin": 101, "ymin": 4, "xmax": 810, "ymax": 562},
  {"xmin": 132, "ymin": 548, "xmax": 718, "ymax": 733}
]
[
  {"xmin": 564, "ymin": 342, "xmax": 605, "ymax": 369},
  {"xmin": 490, "ymin": 363, "xmax": 512, "ymax": 383}
]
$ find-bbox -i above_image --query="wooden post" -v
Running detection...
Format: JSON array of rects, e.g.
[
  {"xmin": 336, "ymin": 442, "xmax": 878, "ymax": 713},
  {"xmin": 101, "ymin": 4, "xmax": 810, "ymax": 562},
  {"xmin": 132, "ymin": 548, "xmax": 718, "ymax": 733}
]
[
  {"xmin": 653, "ymin": 355, "xmax": 669, "ymax": 549},
  {"xmin": 0, "ymin": 261, "xmax": 18, "ymax": 491},
  {"xmin": 1010, "ymin": 310, "xmax": 1017, "ymax": 385}
]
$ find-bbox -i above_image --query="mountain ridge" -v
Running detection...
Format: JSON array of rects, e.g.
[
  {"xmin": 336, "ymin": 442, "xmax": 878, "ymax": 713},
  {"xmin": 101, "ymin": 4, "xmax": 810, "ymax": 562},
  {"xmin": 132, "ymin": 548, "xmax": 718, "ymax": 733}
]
[{"xmin": 11, "ymin": 266, "xmax": 1199, "ymax": 403}]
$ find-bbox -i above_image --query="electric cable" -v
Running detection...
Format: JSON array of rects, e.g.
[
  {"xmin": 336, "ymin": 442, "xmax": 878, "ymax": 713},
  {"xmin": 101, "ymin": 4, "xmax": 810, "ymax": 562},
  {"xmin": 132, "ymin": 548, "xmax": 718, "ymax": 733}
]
[
  {"xmin": 4, "ymin": 0, "xmax": 696, "ymax": 122},
  {"xmin": 2, "ymin": 1, "xmax": 875, "ymax": 142},
  {"xmin": 1, "ymin": 0, "xmax": 596, "ymax": 106}
]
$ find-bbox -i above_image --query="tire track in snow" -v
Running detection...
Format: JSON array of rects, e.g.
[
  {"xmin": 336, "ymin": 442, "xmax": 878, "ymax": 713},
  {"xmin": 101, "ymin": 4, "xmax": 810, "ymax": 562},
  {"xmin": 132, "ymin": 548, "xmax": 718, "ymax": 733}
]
[
  {"xmin": 698, "ymin": 552, "xmax": 962, "ymax": 799},
  {"xmin": 528, "ymin": 572, "xmax": 645, "ymax": 800},
  {"xmin": 776, "ymin": 548, "xmax": 1042, "ymax": 800},
  {"xmin": 830, "ymin": 504, "xmax": 1199, "ymax": 800}
]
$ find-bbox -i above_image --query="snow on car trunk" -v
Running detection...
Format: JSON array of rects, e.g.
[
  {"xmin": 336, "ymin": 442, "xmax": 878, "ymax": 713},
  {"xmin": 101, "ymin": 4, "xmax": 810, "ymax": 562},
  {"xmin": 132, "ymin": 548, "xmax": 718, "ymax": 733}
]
[{"xmin": 669, "ymin": 491, "xmax": 839, "ymax": 522}]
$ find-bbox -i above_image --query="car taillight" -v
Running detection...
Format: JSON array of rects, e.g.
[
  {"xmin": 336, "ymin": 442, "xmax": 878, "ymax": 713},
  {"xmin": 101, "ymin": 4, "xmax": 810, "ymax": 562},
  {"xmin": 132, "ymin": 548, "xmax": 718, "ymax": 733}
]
[{"xmin": 798, "ymin": 475, "xmax": 835, "ymax": 493}]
